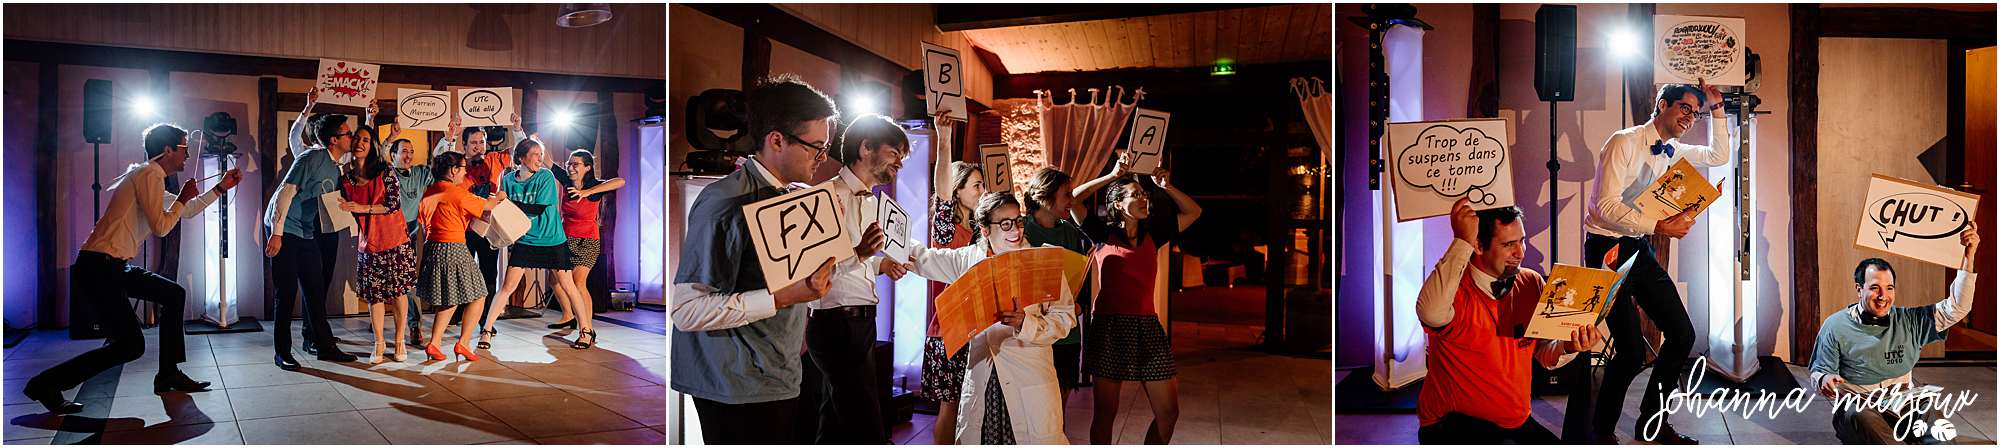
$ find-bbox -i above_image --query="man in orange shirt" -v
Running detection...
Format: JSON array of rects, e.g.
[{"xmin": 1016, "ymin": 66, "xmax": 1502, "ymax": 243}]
[{"xmin": 1413, "ymin": 198, "xmax": 1603, "ymax": 443}]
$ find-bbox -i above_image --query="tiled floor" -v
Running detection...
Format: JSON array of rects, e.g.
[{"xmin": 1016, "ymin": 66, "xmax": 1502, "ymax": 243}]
[
  {"xmin": 1334, "ymin": 363, "xmax": 1998, "ymax": 444},
  {"xmin": 884, "ymin": 321, "xmax": 1332, "ymax": 445},
  {"xmin": 3, "ymin": 309, "xmax": 666, "ymax": 445}
]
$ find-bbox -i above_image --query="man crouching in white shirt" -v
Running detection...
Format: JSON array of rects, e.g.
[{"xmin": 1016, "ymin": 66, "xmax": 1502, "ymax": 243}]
[{"xmin": 23, "ymin": 123, "xmax": 242, "ymax": 414}]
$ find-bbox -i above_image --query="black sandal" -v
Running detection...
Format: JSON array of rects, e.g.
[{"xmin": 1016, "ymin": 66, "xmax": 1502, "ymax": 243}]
[
  {"xmin": 476, "ymin": 328, "xmax": 496, "ymax": 350},
  {"xmin": 571, "ymin": 330, "xmax": 597, "ymax": 350}
]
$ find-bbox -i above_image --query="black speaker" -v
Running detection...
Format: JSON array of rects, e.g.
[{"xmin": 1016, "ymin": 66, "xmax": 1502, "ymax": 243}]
[
  {"xmin": 1535, "ymin": 5, "xmax": 1577, "ymax": 102},
  {"xmin": 84, "ymin": 79, "xmax": 113, "ymax": 144}
]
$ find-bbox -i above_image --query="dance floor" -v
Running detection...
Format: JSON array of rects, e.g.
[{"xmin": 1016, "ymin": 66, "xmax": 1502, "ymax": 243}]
[{"xmin": 3, "ymin": 309, "xmax": 666, "ymax": 445}]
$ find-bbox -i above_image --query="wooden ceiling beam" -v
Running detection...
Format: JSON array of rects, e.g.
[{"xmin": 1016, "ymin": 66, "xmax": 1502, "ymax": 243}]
[{"xmin": 935, "ymin": 5, "xmax": 1271, "ymax": 32}]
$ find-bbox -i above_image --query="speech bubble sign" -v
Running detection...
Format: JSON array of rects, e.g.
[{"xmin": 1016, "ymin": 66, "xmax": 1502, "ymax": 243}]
[
  {"xmin": 879, "ymin": 196, "xmax": 914, "ymax": 263},
  {"xmin": 1386, "ymin": 118, "xmax": 1516, "ymax": 221},
  {"xmin": 397, "ymin": 89, "xmax": 451, "ymax": 131},
  {"xmin": 980, "ymin": 144, "xmax": 1012, "ymax": 193},
  {"xmin": 744, "ymin": 184, "xmax": 855, "ymax": 291},
  {"xmin": 314, "ymin": 59, "xmax": 381, "ymax": 108},
  {"xmin": 456, "ymin": 87, "xmax": 515, "ymax": 128},
  {"xmin": 1128, "ymin": 108, "xmax": 1172, "ymax": 174},
  {"xmin": 1855, "ymin": 174, "xmax": 1982, "ymax": 269},
  {"xmin": 1653, "ymin": 14, "xmax": 1747, "ymax": 87},
  {"xmin": 922, "ymin": 42, "xmax": 967, "ymax": 121}
]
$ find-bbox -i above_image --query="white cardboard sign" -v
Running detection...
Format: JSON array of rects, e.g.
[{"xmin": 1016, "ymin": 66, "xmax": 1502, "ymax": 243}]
[
  {"xmin": 744, "ymin": 184, "xmax": 855, "ymax": 291},
  {"xmin": 922, "ymin": 42, "xmax": 968, "ymax": 121},
  {"xmin": 1855, "ymin": 174, "xmax": 1982, "ymax": 269},
  {"xmin": 980, "ymin": 144, "xmax": 1012, "ymax": 193},
  {"xmin": 456, "ymin": 87, "xmax": 516, "ymax": 128},
  {"xmin": 318, "ymin": 191, "xmax": 356, "ymax": 234},
  {"xmin": 878, "ymin": 196, "xmax": 914, "ymax": 263},
  {"xmin": 1653, "ymin": 14, "xmax": 1748, "ymax": 87},
  {"xmin": 396, "ymin": 89, "xmax": 452, "ymax": 131},
  {"xmin": 1385, "ymin": 118, "xmax": 1516, "ymax": 222},
  {"xmin": 313, "ymin": 59, "xmax": 381, "ymax": 108},
  {"xmin": 1128, "ymin": 108, "xmax": 1171, "ymax": 174}
]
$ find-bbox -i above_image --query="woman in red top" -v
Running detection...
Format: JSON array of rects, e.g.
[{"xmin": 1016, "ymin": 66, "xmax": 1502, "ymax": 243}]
[
  {"xmin": 549, "ymin": 149, "xmax": 626, "ymax": 334},
  {"xmin": 1078, "ymin": 153, "xmax": 1202, "ymax": 445},
  {"xmin": 338, "ymin": 123, "xmax": 418, "ymax": 364}
]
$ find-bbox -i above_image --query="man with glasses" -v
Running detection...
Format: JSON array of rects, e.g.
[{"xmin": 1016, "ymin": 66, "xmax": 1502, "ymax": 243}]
[
  {"xmin": 671, "ymin": 74, "xmax": 841, "ymax": 442},
  {"xmin": 1570, "ymin": 81, "xmax": 1732, "ymax": 443},
  {"xmin": 801, "ymin": 113, "xmax": 909, "ymax": 443},
  {"xmin": 22, "ymin": 124, "xmax": 242, "ymax": 414},
  {"xmin": 263, "ymin": 89, "xmax": 361, "ymax": 370}
]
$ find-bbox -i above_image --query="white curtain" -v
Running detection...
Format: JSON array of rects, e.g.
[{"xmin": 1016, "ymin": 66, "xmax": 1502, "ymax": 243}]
[{"xmin": 1292, "ymin": 77, "xmax": 1331, "ymax": 165}]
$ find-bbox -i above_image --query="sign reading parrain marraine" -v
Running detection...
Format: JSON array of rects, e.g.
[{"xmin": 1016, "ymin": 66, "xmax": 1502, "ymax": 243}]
[{"xmin": 1386, "ymin": 118, "xmax": 1515, "ymax": 222}]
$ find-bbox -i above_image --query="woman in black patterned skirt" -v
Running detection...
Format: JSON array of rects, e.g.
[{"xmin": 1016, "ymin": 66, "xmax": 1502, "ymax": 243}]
[
  {"xmin": 1078, "ymin": 157, "xmax": 1202, "ymax": 445},
  {"xmin": 337, "ymin": 122, "xmax": 418, "ymax": 364},
  {"xmin": 414, "ymin": 151, "xmax": 506, "ymax": 362},
  {"xmin": 553, "ymin": 149, "xmax": 626, "ymax": 347}
]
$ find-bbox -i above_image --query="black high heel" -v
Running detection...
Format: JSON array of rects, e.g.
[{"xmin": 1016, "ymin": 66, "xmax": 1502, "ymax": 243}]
[
  {"xmin": 477, "ymin": 328, "xmax": 496, "ymax": 350},
  {"xmin": 571, "ymin": 329, "xmax": 597, "ymax": 350}
]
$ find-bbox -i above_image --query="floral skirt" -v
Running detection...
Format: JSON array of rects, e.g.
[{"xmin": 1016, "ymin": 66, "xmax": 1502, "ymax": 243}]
[{"xmin": 356, "ymin": 242, "xmax": 417, "ymax": 304}]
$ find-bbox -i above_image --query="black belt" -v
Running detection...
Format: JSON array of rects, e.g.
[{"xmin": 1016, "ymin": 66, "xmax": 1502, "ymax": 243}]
[
  {"xmin": 809, "ymin": 305, "xmax": 876, "ymax": 319},
  {"xmin": 75, "ymin": 250, "xmax": 128, "ymax": 267}
]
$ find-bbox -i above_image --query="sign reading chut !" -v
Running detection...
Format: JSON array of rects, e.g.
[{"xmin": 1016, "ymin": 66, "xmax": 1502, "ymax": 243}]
[{"xmin": 1855, "ymin": 174, "xmax": 1982, "ymax": 269}]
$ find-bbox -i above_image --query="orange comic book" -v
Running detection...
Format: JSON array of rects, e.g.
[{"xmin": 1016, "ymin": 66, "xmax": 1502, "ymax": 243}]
[{"xmin": 935, "ymin": 247, "xmax": 1091, "ymax": 357}]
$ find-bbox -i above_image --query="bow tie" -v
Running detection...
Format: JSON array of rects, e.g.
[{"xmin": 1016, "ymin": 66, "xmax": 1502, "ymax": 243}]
[
  {"xmin": 1860, "ymin": 309, "xmax": 1892, "ymax": 327},
  {"xmin": 1490, "ymin": 276, "xmax": 1516, "ymax": 298},
  {"xmin": 1651, "ymin": 139, "xmax": 1675, "ymax": 158},
  {"xmin": 855, "ymin": 189, "xmax": 874, "ymax": 197}
]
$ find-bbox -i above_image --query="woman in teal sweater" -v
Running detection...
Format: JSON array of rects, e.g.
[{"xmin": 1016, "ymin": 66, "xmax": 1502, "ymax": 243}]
[{"xmin": 477, "ymin": 138, "xmax": 592, "ymax": 349}]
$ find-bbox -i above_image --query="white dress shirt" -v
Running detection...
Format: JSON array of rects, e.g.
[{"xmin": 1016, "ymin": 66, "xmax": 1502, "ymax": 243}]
[
  {"xmin": 1583, "ymin": 116, "xmax": 1733, "ymax": 238},
  {"xmin": 668, "ymin": 157, "xmax": 789, "ymax": 332},
  {"xmin": 80, "ymin": 161, "xmax": 221, "ymax": 261},
  {"xmin": 809, "ymin": 167, "xmax": 886, "ymax": 310}
]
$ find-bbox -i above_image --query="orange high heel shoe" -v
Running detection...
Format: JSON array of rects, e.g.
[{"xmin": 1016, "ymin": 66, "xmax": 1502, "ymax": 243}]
[
  {"xmin": 424, "ymin": 343, "xmax": 446, "ymax": 361},
  {"xmin": 453, "ymin": 343, "xmax": 481, "ymax": 362}
]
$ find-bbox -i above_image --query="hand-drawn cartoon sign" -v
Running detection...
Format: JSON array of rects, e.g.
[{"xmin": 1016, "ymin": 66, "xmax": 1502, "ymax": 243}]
[
  {"xmin": 1385, "ymin": 118, "xmax": 1515, "ymax": 221},
  {"xmin": 1128, "ymin": 108, "xmax": 1172, "ymax": 174},
  {"xmin": 1653, "ymin": 15, "xmax": 1747, "ymax": 87},
  {"xmin": 314, "ymin": 59, "xmax": 381, "ymax": 108},
  {"xmin": 1855, "ymin": 174, "xmax": 1982, "ymax": 269},
  {"xmin": 397, "ymin": 89, "xmax": 451, "ymax": 131},
  {"xmin": 980, "ymin": 144, "xmax": 1012, "ymax": 193},
  {"xmin": 922, "ymin": 42, "xmax": 968, "ymax": 121},
  {"xmin": 879, "ymin": 196, "xmax": 914, "ymax": 263},
  {"xmin": 456, "ymin": 87, "xmax": 515, "ymax": 128},
  {"xmin": 744, "ymin": 185, "xmax": 855, "ymax": 291}
]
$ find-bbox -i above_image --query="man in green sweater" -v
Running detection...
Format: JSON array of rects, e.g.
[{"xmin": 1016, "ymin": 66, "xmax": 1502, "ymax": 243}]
[{"xmin": 1810, "ymin": 223, "xmax": 1979, "ymax": 444}]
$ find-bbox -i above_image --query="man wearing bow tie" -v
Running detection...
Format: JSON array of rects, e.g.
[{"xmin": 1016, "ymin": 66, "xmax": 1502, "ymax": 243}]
[
  {"xmin": 1811, "ymin": 225, "xmax": 1978, "ymax": 444},
  {"xmin": 801, "ymin": 113, "xmax": 907, "ymax": 443},
  {"xmin": 1413, "ymin": 198, "xmax": 1604, "ymax": 443},
  {"xmin": 1575, "ymin": 81, "xmax": 1732, "ymax": 444}
]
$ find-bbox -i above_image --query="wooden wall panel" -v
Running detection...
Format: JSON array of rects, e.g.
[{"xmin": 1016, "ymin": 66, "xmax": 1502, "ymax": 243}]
[
  {"xmin": 3, "ymin": 4, "xmax": 664, "ymax": 79},
  {"xmin": 1816, "ymin": 37, "xmax": 1951, "ymax": 342}
]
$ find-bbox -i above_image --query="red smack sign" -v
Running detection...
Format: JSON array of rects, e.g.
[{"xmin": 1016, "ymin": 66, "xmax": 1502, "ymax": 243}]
[{"xmin": 314, "ymin": 59, "xmax": 380, "ymax": 108}]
